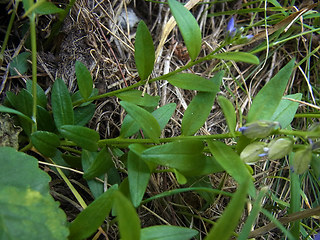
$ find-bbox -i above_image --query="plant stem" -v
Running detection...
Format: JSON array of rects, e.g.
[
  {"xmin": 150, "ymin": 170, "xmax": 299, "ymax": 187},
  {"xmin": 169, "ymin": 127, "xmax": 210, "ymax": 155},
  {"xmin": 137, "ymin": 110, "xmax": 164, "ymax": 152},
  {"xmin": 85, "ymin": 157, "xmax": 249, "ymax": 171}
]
[
  {"xmin": 98, "ymin": 132, "xmax": 238, "ymax": 146},
  {"xmin": 29, "ymin": 13, "xmax": 37, "ymax": 133},
  {"xmin": 73, "ymin": 43, "xmax": 227, "ymax": 106},
  {"xmin": 0, "ymin": 2, "xmax": 18, "ymax": 67}
]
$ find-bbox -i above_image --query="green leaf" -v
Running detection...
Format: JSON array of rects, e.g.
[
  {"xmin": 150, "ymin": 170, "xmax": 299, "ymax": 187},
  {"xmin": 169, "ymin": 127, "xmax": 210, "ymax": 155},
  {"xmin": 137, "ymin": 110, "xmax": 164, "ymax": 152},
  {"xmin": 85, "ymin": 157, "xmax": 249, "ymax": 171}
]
[
  {"xmin": 71, "ymin": 88, "xmax": 98, "ymax": 107},
  {"xmin": 59, "ymin": 125, "xmax": 99, "ymax": 151},
  {"xmin": 31, "ymin": 131, "xmax": 60, "ymax": 157},
  {"xmin": 207, "ymin": 141, "xmax": 255, "ymax": 196},
  {"xmin": 26, "ymin": 79, "xmax": 47, "ymax": 108},
  {"xmin": 0, "ymin": 186, "xmax": 69, "ymax": 240},
  {"xmin": 238, "ymin": 187, "xmax": 268, "ymax": 240},
  {"xmin": 205, "ymin": 181, "xmax": 248, "ymax": 240},
  {"xmin": 34, "ymin": 1, "xmax": 64, "ymax": 15},
  {"xmin": 75, "ymin": 61, "xmax": 93, "ymax": 99},
  {"xmin": 141, "ymin": 140, "xmax": 209, "ymax": 176},
  {"xmin": 210, "ymin": 52, "xmax": 260, "ymax": 65},
  {"xmin": 288, "ymin": 153, "xmax": 301, "ymax": 238},
  {"xmin": 113, "ymin": 191, "xmax": 141, "ymax": 240},
  {"xmin": 152, "ymin": 103, "xmax": 176, "ymax": 130},
  {"xmin": 128, "ymin": 150, "xmax": 151, "ymax": 207},
  {"xmin": 11, "ymin": 89, "xmax": 34, "ymax": 135},
  {"xmin": 173, "ymin": 169, "xmax": 187, "ymax": 185},
  {"xmin": 74, "ymin": 103, "xmax": 96, "ymax": 126},
  {"xmin": 168, "ymin": 0, "xmax": 201, "ymax": 61},
  {"xmin": 0, "ymin": 105, "xmax": 33, "ymax": 124},
  {"xmin": 116, "ymin": 90, "xmax": 160, "ymax": 108},
  {"xmin": 0, "ymin": 147, "xmax": 69, "ymax": 240},
  {"xmin": 134, "ymin": 21, "xmax": 155, "ymax": 80},
  {"xmin": 247, "ymin": 59, "xmax": 295, "ymax": 122},
  {"xmin": 14, "ymin": 89, "xmax": 33, "ymax": 117},
  {"xmin": 68, "ymin": 185, "xmax": 117, "ymax": 240},
  {"xmin": 120, "ymin": 103, "xmax": 176, "ymax": 138},
  {"xmin": 51, "ymin": 78, "xmax": 74, "ymax": 128},
  {"xmin": 0, "ymin": 147, "xmax": 50, "ymax": 194},
  {"xmin": 120, "ymin": 101, "xmax": 161, "ymax": 143},
  {"xmin": 217, "ymin": 95, "xmax": 236, "ymax": 136},
  {"xmin": 166, "ymin": 73, "xmax": 218, "ymax": 92},
  {"xmin": 141, "ymin": 225, "xmax": 198, "ymax": 240},
  {"xmin": 81, "ymin": 151, "xmax": 103, "ymax": 199},
  {"xmin": 83, "ymin": 147, "xmax": 114, "ymax": 180},
  {"xmin": 9, "ymin": 52, "xmax": 31, "ymax": 76},
  {"xmin": 181, "ymin": 72, "xmax": 223, "ymax": 136},
  {"xmin": 270, "ymin": 93, "xmax": 302, "ymax": 128},
  {"xmin": 37, "ymin": 106, "xmax": 56, "ymax": 132}
]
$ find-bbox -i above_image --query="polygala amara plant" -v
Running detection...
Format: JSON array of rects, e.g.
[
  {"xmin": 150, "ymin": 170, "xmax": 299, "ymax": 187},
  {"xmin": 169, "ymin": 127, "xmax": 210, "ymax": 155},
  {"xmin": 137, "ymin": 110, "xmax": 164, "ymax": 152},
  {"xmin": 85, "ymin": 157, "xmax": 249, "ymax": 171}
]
[{"xmin": 0, "ymin": 0, "xmax": 319, "ymax": 239}]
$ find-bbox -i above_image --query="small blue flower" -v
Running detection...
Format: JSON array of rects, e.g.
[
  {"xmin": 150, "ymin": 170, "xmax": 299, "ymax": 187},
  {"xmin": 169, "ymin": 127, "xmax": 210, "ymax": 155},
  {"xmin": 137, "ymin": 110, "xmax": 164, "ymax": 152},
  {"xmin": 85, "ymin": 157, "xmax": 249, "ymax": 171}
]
[
  {"xmin": 238, "ymin": 121, "xmax": 280, "ymax": 139},
  {"xmin": 315, "ymin": 232, "xmax": 320, "ymax": 240},
  {"xmin": 227, "ymin": 17, "xmax": 237, "ymax": 38},
  {"xmin": 246, "ymin": 34, "xmax": 254, "ymax": 39}
]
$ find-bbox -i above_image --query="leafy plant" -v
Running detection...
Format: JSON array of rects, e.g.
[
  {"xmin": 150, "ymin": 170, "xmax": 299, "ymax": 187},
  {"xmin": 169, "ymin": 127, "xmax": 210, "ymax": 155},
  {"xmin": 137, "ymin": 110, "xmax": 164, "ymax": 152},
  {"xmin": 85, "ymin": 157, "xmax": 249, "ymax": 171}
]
[{"xmin": 1, "ymin": 0, "xmax": 320, "ymax": 239}]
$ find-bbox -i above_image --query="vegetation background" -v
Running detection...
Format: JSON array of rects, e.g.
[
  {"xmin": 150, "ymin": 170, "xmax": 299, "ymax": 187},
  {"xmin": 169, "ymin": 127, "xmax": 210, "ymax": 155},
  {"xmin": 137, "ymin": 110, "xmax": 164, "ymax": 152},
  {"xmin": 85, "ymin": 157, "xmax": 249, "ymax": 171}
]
[{"xmin": 0, "ymin": 0, "xmax": 319, "ymax": 239}]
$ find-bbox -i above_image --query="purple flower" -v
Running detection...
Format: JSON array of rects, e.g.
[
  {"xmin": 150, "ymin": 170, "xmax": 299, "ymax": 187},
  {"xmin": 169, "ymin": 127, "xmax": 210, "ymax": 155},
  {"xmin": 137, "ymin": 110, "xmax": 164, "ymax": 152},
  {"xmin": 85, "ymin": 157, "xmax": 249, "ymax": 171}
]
[
  {"xmin": 246, "ymin": 34, "xmax": 254, "ymax": 40},
  {"xmin": 227, "ymin": 17, "xmax": 237, "ymax": 38},
  {"xmin": 238, "ymin": 121, "xmax": 280, "ymax": 139},
  {"xmin": 315, "ymin": 232, "xmax": 320, "ymax": 240}
]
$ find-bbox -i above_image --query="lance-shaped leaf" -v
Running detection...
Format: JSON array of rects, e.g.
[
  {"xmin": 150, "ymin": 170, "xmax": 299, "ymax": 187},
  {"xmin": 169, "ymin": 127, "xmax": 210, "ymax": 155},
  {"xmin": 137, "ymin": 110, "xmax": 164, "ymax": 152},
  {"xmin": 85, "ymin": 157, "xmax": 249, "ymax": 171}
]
[
  {"xmin": 83, "ymin": 147, "xmax": 114, "ymax": 180},
  {"xmin": 209, "ymin": 52, "xmax": 259, "ymax": 65},
  {"xmin": 207, "ymin": 140, "xmax": 255, "ymax": 196},
  {"xmin": 81, "ymin": 151, "xmax": 103, "ymax": 199},
  {"xmin": 166, "ymin": 73, "xmax": 218, "ymax": 92},
  {"xmin": 135, "ymin": 21, "xmax": 155, "ymax": 80},
  {"xmin": 181, "ymin": 71, "xmax": 223, "ymax": 136},
  {"xmin": 26, "ymin": 79, "xmax": 47, "ymax": 108},
  {"xmin": 120, "ymin": 101, "xmax": 161, "ymax": 143},
  {"xmin": 59, "ymin": 125, "xmax": 99, "ymax": 151},
  {"xmin": 168, "ymin": 0, "xmax": 201, "ymax": 61},
  {"xmin": 51, "ymin": 78, "xmax": 74, "ymax": 128},
  {"xmin": 31, "ymin": 131, "xmax": 60, "ymax": 157},
  {"xmin": 74, "ymin": 103, "xmax": 96, "ymax": 126},
  {"xmin": 75, "ymin": 61, "xmax": 93, "ymax": 99},
  {"xmin": 141, "ymin": 225, "xmax": 198, "ymax": 240},
  {"xmin": 68, "ymin": 185, "xmax": 117, "ymax": 240},
  {"xmin": 247, "ymin": 59, "xmax": 295, "ymax": 123},
  {"xmin": 217, "ymin": 95, "xmax": 236, "ymax": 136},
  {"xmin": 270, "ymin": 93, "xmax": 302, "ymax": 128},
  {"xmin": 113, "ymin": 190, "xmax": 141, "ymax": 240},
  {"xmin": 205, "ymin": 181, "xmax": 249, "ymax": 240},
  {"xmin": 0, "ymin": 105, "xmax": 33, "ymax": 124},
  {"xmin": 128, "ymin": 150, "xmax": 151, "ymax": 207},
  {"xmin": 141, "ymin": 140, "xmax": 209, "ymax": 176},
  {"xmin": 120, "ymin": 103, "xmax": 176, "ymax": 138},
  {"xmin": 116, "ymin": 90, "xmax": 160, "ymax": 108}
]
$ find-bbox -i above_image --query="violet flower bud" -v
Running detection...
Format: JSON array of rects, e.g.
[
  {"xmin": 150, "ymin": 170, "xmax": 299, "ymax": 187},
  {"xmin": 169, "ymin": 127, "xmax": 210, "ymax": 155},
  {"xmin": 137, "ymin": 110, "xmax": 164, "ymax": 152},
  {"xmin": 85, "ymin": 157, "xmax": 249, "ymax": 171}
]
[
  {"xmin": 227, "ymin": 17, "xmax": 237, "ymax": 38},
  {"xmin": 240, "ymin": 142, "xmax": 267, "ymax": 165},
  {"xmin": 268, "ymin": 138, "xmax": 293, "ymax": 160},
  {"xmin": 291, "ymin": 146, "xmax": 312, "ymax": 174},
  {"xmin": 239, "ymin": 121, "xmax": 280, "ymax": 139}
]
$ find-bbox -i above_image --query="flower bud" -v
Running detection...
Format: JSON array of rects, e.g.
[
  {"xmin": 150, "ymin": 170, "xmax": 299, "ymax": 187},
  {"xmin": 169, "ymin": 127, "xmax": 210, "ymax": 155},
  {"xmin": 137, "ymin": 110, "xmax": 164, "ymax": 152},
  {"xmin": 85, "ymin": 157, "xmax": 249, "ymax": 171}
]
[
  {"xmin": 239, "ymin": 121, "xmax": 280, "ymax": 139},
  {"xmin": 267, "ymin": 138, "xmax": 293, "ymax": 160},
  {"xmin": 291, "ymin": 146, "xmax": 312, "ymax": 175},
  {"xmin": 240, "ymin": 142, "xmax": 267, "ymax": 165}
]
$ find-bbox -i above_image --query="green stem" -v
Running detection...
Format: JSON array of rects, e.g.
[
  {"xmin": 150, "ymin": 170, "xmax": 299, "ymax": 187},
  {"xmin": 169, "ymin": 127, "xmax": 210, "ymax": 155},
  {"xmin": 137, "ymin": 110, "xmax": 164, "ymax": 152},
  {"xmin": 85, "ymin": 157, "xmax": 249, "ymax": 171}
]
[
  {"xmin": 0, "ymin": 2, "xmax": 18, "ymax": 67},
  {"xmin": 98, "ymin": 132, "xmax": 238, "ymax": 146},
  {"xmin": 29, "ymin": 13, "xmax": 37, "ymax": 133},
  {"xmin": 73, "ymin": 43, "xmax": 227, "ymax": 107},
  {"xmin": 295, "ymin": 113, "xmax": 320, "ymax": 118}
]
